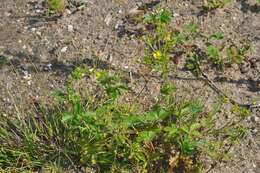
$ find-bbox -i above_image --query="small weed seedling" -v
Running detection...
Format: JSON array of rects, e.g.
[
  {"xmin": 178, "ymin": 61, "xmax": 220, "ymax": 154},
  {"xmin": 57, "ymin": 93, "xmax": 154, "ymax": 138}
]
[
  {"xmin": 203, "ymin": 0, "xmax": 232, "ymax": 10},
  {"xmin": 45, "ymin": 0, "xmax": 65, "ymax": 14}
]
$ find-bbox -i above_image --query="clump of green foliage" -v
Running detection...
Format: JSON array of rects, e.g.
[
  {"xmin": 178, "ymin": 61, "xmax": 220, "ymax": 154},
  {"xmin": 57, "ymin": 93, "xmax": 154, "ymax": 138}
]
[
  {"xmin": 45, "ymin": 0, "xmax": 65, "ymax": 14},
  {"xmin": 0, "ymin": 64, "xmax": 250, "ymax": 172},
  {"xmin": 142, "ymin": 8, "xmax": 251, "ymax": 77},
  {"xmin": 203, "ymin": 0, "xmax": 232, "ymax": 10}
]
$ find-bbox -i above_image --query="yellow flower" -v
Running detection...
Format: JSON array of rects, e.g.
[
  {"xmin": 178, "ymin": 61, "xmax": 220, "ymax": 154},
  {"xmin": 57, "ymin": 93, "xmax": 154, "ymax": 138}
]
[
  {"xmin": 95, "ymin": 71, "xmax": 102, "ymax": 79},
  {"xmin": 153, "ymin": 50, "xmax": 163, "ymax": 60}
]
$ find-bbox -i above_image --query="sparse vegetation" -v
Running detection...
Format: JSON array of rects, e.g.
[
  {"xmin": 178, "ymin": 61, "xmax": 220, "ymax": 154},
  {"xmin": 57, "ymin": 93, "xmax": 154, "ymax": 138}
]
[
  {"xmin": 0, "ymin": 1, "xmax": 258, "ymax": 173},
  {"xmin": 0, "ymin": 65, "xmax": 250, "ymax": 172}
]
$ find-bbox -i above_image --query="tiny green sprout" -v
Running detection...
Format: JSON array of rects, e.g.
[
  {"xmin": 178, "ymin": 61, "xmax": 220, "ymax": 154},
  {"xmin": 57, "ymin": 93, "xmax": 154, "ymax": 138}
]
[
  {"xmin": 209, "ymin": 32, "xmax": 224, "ymax": 40},
  {"xmin": 206, "ymin": 45, "xmax": 223, "ymax": 69},
  {"xmin": 222, "ymin": 96, "xmax": 230, "ymax": 103},
  {"xmin": 46, "ymin": 0, "xmax": 65, "ymax": 14},
  {"xmin": 203, "ymin": 0, "xmax": 232, "ymax": 10},
  {"xmin": 144, "ymin": 9, "xmax": 171, "ymax": 25},
  {"xmin": 185, "ymin": 53, "xmax": 201, "ymax": 76},
  {"xmin": 231, "ymin": 104, "xmax": 250, "ymax": 118},
  {"xmin": 71, "ymin": 66, "xmax": 89, "ymax": 80},
  {"xmin": 161, "ymin": 82, "xmax": 176, "ymax": 95}
]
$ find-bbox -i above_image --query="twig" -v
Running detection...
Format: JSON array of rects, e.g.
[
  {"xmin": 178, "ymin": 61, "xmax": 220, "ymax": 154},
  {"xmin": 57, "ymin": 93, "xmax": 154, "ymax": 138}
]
[{"xmin": 200, "ymin": 71, "xmax": 259, "ymax": 109}]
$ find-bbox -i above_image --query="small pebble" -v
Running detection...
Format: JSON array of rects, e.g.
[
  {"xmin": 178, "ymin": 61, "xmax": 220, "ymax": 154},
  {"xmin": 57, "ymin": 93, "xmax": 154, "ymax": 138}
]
[
  {"xmin": 4, "ymin": 12, "xmax": 11, "ymax": 16},
  {"xmin": 61, "ymin": 46, "xmax": 68, "ymax": 53},
  {"xmin": 22, "ymin": 71, "xmax": 32, "ymax": 80},
  {"xmin": 68, "ymin": 25, "xmax": 74, "ymax": 32},
  {"xmin": 251, "ymin": 116, "xmax": 259, "ymax": 122},
  {"xmin": 104, "ymin": 13, "xmax": 112, "ymax": 26},
  {"xmin": 173, "ymin": 13, "xmax": 180, "ymax": 17},
  {"xmin": 36, "ymin": 31, "xmax": 41, "ymax": 36},
  {"xmin": 65, "ymin": 9, "xmax": 72, "ymax": 15}
]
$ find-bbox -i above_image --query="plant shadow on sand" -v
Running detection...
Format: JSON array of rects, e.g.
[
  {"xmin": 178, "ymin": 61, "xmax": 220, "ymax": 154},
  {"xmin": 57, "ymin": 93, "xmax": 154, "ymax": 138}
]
[{"xmin": 1, "ymin": 50, "xmax": 259, "ymax": 93}]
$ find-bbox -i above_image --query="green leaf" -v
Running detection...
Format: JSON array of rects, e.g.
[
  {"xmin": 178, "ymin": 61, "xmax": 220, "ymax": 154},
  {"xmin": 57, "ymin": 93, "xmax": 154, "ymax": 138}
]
[
  {"xmin": 71, "ymin": 66, "xmax": 89, "ymax": 80},
  {"xmin": 122, "ymin": 115, "xmax": 145, "ymax": 127},
  {"xmin": 161, "ymin": 82, "xmax": 176, "ymax": 95},
  {"xmin": 157, "ymin": 9, "xmax": 171, "ymax": 24},
  {"xmin": 180, "ymin": 136, "xmax": 197, "ymax": 155},
  {"xmin": 164, "ymin": 124, "xmax": 179, "ymax": 138},
  {"xmin": 62, "ymin": 112, "xmax": 73, "ymax": 123},
  {"xmin": 52, "ymin": 89, "xmax": 65, "ymax": 101},
  {"xmin": 180, "ymin": 101, "xmax": 203, "ymax": 117},
  {"xmin": 145, "ymin": 106, "xmax": 171, "ymax": 122},
  {"xmin": 136, "ymin": 130, "xmax": 158, "ymax": 142},
  {"xmin": 209, "ymin": 32, "xmax": 224, "ymax": 40},
  {"xmin": 207, "ymin": 45, "xmax": 220, "ymax": 60},
  {"xmin": 190, "ymin": 123, "xmax": 201, "ymax": 131}
]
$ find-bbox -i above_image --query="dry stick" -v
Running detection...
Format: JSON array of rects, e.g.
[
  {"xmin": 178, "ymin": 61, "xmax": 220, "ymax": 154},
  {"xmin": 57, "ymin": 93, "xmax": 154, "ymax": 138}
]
[{"xmin": 200, "ymin": 71, "xmax": 255, "ymax": 109}]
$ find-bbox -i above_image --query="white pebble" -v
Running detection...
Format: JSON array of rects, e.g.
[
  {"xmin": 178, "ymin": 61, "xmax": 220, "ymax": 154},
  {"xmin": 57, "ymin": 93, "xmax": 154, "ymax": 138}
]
[
  {"xmin": 104, "ymin": 14, "xmax": 112, "ymax": 26},
  {"xmin": 61, "ymin": 46, "xmax": 68, "ymax": 53},
  {"xmin": 173, "ymin": 13, "xmax": 180, "ymax": 17},
  {"xmin": 68, "ymin": 25, "xmax": 74, "ymax": 32},
  {"xmin": 65, "ymin": 9, "xmax": 72, "ymax": 15},
  {"xmin": 36, "ymin": 31, "xmax": 41, "ymax": 36}
]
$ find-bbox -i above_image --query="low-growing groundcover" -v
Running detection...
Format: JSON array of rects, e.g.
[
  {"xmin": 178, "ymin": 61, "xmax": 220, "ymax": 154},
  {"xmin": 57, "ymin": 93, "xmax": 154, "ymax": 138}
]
[{"xmin": 0, "ymin": 67, "xmax": 249, "ymax": 172}]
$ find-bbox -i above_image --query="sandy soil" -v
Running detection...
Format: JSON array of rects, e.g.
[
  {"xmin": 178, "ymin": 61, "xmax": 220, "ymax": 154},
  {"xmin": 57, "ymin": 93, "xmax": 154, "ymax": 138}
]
[{"xmin": 0, "ymin": 0, "xmax": 259, "ymax": 172}]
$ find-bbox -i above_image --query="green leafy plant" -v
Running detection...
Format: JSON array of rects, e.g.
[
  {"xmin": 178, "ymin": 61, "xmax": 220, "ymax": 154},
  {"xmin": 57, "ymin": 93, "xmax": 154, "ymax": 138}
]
[
  {"xmin": 206, "ymin": 44, "xmax": 223, "ymax": 69},
  {"xmin": 0, "ymin": 65, "xmax": 250, "ymax": 172}
]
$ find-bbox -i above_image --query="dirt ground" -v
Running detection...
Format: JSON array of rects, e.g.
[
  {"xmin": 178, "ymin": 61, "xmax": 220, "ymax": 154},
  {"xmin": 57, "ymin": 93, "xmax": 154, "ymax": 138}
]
[{"xmin": 0, "ymin": 0, "xmax": 259, "ymax": 172}]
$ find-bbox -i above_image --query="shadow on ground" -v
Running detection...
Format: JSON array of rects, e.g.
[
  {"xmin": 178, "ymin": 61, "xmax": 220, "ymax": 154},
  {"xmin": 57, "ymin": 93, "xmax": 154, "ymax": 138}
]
[{"xmin": 1, "ymin": 49, "xmax": 259, "ymax": 93}]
